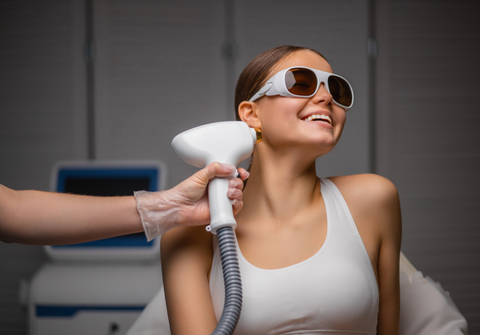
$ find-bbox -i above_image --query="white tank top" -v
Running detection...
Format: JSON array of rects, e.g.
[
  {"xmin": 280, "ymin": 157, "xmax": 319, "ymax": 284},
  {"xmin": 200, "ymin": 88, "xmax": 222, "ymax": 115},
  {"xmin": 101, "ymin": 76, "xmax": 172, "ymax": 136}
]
[{"xmin": 209, "ymin": 178, "xmax": 379, "ymax": 335}]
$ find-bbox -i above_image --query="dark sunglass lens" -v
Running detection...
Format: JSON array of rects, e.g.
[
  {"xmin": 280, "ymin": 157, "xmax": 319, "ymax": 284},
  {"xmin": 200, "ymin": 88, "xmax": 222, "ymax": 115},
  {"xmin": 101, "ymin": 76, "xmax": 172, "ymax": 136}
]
[
  {"xmin": 285, "ymin": 69, "xmax": 317, "ymax": 96},
  {"xmin": 328, "ymin": 76, "xmax": 352, "ymax": 107}
]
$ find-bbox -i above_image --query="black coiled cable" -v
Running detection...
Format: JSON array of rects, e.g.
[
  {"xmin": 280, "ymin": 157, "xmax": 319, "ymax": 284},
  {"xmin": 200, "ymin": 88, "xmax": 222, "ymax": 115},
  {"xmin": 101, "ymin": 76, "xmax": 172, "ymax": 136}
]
[{"xmin": 211, "ymin": 226, "xmax": 243, "ymax": 335}]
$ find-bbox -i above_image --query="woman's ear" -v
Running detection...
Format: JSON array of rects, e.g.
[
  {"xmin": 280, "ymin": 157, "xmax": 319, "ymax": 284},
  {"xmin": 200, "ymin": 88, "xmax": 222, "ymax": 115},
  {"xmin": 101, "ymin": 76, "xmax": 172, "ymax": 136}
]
[{"xmin": 238, "ymin": 101, "xmax": 262, "ymax": 129}]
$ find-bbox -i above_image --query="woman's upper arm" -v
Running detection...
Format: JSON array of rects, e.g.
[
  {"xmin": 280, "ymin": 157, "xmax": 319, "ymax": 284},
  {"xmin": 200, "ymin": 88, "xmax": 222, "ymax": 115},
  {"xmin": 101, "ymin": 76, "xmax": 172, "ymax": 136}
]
[
  {"xmin": 331, "ymin": 174, "xmax": 402, "ymax": 335},
  {"xmin": 161, "ymin": 225, "xmax": 217, "ymax": 335},
  {"xmin": 371, "ymin": 176, "xmax": 402, "ymax": 335}
]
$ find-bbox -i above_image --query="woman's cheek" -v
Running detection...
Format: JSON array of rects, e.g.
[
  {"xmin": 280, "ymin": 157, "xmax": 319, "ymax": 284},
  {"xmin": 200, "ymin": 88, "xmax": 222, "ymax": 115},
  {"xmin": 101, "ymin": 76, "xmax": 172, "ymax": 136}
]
[{"xmin": 334, "ymin": 114, "xmax": 347, "ymax": 143}]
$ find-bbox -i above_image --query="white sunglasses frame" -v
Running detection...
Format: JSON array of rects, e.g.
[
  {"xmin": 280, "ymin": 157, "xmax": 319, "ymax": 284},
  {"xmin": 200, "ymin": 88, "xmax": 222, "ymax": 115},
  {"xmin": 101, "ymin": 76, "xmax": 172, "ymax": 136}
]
[{"xmin": 248, "ymin": 66, "xmax": 354, "ymax": 111}]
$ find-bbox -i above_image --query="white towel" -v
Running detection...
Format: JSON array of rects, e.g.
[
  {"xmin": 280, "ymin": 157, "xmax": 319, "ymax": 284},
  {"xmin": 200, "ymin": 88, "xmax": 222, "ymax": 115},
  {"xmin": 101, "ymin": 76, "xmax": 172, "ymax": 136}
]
[
  {"xmin": 126, "ymin": 286, "xmax": 171, "ymax": 335},
  {"xmin": 399, "ymin": 271, "xmax": 468, "ymax": 335}
]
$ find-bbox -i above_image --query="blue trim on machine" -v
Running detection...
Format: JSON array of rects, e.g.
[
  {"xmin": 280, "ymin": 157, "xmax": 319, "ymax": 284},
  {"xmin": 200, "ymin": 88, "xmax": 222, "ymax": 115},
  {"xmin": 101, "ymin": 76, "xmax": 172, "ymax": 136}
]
[
  {"xmin": 36, "ymin": 305, "xmax": 145, "ymax": 317},
  {"xmin": 51, "ymin": 232, "xmax": 153, "ymax": 248}
]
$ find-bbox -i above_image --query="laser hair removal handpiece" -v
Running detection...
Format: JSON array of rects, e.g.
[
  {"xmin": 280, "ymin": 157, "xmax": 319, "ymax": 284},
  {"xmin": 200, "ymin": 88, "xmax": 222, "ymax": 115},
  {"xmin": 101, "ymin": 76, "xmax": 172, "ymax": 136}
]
[{"xmin": 171, "ymin": 121, "xmax": 257, "ymax": 335}]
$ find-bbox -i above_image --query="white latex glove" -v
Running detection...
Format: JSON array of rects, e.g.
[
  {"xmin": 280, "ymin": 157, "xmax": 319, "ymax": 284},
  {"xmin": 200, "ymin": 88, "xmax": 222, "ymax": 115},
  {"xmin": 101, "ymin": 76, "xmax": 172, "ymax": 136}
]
[{"xmin": 134, "ymin": 162, "xmax": 249, "ymax": 241}]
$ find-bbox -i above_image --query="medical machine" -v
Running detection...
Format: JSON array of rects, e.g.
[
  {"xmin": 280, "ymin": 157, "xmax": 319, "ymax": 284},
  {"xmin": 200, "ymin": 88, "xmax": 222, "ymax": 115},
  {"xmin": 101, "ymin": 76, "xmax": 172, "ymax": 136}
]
[
  {"xmin": 172, "ymin": 121, "xmax": 258, "ymax": 335},
  {"xmin": 22, "ymin": 161, "xmax": 166, "ymax": 335}
]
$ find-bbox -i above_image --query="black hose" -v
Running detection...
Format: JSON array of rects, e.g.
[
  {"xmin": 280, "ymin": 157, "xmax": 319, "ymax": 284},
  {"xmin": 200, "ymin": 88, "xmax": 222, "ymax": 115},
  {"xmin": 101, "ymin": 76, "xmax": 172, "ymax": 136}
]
[{"xmin": 211, "ymin": 226, "xmax": 242, "ymax": 335}]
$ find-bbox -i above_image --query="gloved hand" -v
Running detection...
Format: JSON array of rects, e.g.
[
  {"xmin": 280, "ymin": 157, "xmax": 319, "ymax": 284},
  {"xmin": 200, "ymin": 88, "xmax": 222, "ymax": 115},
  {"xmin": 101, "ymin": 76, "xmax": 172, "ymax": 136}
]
[{"xmin": 134, "ymin": 162, "xmax": 249, "ymax": 241}]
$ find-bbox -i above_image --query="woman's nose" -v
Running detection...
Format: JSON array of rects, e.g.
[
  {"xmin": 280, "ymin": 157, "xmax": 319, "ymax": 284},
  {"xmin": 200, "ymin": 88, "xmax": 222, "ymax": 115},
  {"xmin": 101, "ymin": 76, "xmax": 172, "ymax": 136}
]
[{"xmin": 311, "ymin": 83, "xmax": 333, "ymax": 106}]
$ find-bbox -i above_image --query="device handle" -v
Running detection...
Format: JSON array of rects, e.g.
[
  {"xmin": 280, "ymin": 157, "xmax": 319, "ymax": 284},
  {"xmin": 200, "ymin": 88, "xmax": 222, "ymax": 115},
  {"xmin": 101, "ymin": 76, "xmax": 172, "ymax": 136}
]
[{"xmin": 207, "ymin": 176, "xmax": 236, "ymax": 234}]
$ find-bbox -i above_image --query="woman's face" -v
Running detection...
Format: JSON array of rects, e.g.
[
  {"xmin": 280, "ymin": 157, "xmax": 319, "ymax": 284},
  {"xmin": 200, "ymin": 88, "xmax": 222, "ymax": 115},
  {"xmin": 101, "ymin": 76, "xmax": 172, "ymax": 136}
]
[{"xmin": 246, "ymin": 50, "xmax": 347, "ymax": 157}]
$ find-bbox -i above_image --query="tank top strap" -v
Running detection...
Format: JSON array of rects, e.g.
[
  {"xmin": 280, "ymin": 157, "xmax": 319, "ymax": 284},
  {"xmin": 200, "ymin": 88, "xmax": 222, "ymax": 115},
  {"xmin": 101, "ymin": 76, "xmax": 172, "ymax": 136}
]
[{"xmin": 320, "ymin": 178, "xmax": 366, "ymax": 244}]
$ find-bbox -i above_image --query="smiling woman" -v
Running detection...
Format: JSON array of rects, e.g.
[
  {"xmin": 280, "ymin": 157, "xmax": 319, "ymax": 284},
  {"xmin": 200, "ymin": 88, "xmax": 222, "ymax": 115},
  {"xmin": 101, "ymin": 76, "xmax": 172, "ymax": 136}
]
[{"xmin": 160, "ymin": 45, "xmax": 402, "ymax": 335}]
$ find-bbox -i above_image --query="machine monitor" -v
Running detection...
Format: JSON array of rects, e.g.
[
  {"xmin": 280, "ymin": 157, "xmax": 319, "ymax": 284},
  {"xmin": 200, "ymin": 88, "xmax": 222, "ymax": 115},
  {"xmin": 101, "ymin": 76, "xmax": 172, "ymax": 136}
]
[{"xmin": 44, "ymin": 161, "xmax": 167, "ymax": 262}]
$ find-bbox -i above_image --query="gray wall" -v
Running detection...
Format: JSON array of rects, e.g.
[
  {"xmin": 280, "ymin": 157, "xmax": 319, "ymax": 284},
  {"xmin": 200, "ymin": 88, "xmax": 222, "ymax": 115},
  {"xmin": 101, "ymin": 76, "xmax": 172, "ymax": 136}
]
[
  {"xmin": 376, "ymin": 0, "xmax": 480, "ymax": 331},
  {"xmin": 0, "ymin": 1, "xmax": 86, "ymax": 333},
  {"xmin": 0, "ymin": 0, "xmax": 478, "ymax": 334},
  {"xmin": 91, "ymin": 0, "xmax": 370, "ymax": 184}
]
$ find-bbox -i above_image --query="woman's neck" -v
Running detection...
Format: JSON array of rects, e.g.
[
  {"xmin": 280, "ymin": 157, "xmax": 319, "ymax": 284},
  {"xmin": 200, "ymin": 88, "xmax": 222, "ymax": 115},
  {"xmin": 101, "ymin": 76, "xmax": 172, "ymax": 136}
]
[{"xmin": 238, "ymin": 146, "xmax": 321, "ymax": 224}]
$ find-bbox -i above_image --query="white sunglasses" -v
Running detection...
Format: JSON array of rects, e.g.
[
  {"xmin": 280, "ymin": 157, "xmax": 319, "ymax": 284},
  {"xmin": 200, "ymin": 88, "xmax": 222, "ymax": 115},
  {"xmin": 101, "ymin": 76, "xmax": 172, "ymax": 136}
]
[{"xmin": 249, "ymin": 66, "xmax": 354, "ymax": 110}]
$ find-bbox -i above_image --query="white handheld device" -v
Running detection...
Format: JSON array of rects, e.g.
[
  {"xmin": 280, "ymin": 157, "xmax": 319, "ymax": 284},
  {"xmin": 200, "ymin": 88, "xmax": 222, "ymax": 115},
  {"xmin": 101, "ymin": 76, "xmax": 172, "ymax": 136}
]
[
  {"xmin": 171, "ymin": 121, "xmax": 257, "ymax": 335},
  {"xmin": 171, "ymin": 121, "xmax": 257, "ymax": 233}
]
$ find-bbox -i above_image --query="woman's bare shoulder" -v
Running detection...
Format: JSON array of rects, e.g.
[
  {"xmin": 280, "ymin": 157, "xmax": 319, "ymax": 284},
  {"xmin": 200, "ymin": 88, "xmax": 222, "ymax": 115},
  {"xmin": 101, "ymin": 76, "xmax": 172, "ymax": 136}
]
[
  {"xmin": 327, "ymin": 173, "xmax": 399, "ymax": 208},
  {"xmin": 326, "ymin": 174, "xmax": 401, "ymax": 238},
  {"xmin": 162, "ymin": 224, "xmax": 213, "ymax": 248},
  {"xmin": 161, "ymin": 225, "xmax": 214, "ymax": 274}
]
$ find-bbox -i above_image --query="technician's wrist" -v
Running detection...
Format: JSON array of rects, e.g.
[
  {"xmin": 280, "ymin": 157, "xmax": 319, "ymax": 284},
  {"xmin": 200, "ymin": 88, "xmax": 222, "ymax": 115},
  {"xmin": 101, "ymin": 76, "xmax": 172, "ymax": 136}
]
[{"xmin": 134, "ymin": 190, "xmax": 181, "ymax": 241}]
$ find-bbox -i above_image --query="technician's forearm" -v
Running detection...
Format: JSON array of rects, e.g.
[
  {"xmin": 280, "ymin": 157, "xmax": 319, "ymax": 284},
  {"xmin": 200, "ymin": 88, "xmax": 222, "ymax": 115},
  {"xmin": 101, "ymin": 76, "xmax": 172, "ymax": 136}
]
[{"xmin": 0, "ymin": 185, "xmax": 143, "ymax": 245}]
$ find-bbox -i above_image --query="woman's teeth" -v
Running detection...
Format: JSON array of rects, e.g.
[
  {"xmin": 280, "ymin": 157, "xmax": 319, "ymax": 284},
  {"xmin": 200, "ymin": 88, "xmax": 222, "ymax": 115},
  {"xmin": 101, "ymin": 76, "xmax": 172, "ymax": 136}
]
[{"xmin": 304, "ymin": 114, "xmax": 332, "ymax": 124}]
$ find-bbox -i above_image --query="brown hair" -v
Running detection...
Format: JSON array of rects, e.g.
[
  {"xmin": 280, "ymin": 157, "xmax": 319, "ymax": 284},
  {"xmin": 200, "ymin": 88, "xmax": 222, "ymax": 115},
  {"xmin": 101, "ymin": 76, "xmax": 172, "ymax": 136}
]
[{"xmin": 234, "ymin": 45, "xmax": 327, "ymax": 120}]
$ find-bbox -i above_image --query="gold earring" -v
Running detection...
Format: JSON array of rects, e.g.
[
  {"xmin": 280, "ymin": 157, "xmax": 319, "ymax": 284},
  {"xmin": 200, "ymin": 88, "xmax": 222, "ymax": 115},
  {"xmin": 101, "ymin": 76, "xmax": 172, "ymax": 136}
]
[{"xmin": 254, "ymin": 128, "xmax": 262, "ymax": 143}]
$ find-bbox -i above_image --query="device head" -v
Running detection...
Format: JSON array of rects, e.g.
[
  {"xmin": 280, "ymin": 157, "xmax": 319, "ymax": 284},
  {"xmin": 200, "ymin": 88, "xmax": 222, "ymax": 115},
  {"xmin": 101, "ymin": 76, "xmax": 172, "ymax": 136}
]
[{"xmin": 171, "ymin": 121, "xmax": 257, "ymax": 168}]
